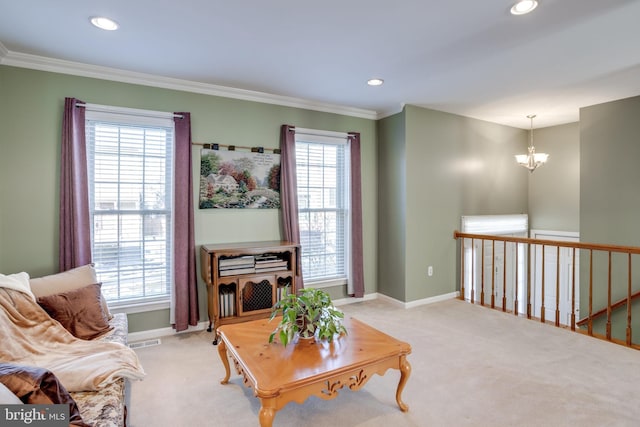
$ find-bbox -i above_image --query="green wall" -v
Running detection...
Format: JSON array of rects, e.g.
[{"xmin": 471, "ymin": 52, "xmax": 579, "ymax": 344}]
[
  {"xmin": 580, "ymin": 95, "xmax": 640, "ymax": 341},
  {"xmin": 528, "ymin": 122, "xmax": 580, "ymax": 232},
  {"xmin": 580, "ymin": 96, "xmax": 640, "ymax": 246},
  {"xmin": 0, "ymin": 65, "xmax": 377, "ymax": 332},
  {"xmin": 378, "ymin": 105, "xmax": 529, "ymax": 302},
  {"xmin": 376, "ymin": 112, "xmax": 406, "ymax": 301},
  {"xmin": 0, "ymin": 62, "xmax": 598, "ymax": 334}
]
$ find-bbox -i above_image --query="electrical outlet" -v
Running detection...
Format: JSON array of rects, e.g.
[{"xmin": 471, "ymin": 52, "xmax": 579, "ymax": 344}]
[{"xmin": 428, "ymin": 266, "xmax": 433, "ymax": 276}]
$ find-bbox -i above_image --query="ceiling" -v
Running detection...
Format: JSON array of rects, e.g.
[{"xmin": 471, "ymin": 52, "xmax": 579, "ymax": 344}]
[{"xmin": 2, "ymin": 0, "xmax": 640, "ymax": 129}]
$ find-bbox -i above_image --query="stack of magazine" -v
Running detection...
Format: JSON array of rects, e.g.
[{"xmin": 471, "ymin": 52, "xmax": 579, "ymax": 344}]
[
  {"xmin": 254, "ymin": 254, "xmax": 288, "ymax": 273},
  {"xmin": 218, "ymin": 255, "xmax": 255, "ymax": 276}
]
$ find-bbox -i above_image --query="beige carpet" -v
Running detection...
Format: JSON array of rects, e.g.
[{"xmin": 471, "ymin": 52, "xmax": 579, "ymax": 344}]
[{"xmin": 128, "ymin": 298, "xmax": 640, "ymax": 427}]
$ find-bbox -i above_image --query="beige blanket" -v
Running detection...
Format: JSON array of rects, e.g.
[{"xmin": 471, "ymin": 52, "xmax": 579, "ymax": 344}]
[{"xmin": 0, "ymin": 287, "xmax": 145, "ymax": 392}]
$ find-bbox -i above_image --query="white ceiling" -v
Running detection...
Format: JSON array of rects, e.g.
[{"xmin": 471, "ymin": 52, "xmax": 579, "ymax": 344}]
[{"xmin": 2, "ymin": 0, "xmax": 640, "ymax": 129}]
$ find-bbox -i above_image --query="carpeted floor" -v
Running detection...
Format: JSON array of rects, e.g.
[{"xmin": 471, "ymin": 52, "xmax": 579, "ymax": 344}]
[{"xmin": 128, "ymin": 298, "xmax": 640, "ymax": 427}]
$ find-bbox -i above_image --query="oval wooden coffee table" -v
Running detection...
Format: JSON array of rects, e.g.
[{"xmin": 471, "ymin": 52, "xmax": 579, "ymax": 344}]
[{"xmin": 217, "ymin": 316, "xmax": 412, "ymax": 427}]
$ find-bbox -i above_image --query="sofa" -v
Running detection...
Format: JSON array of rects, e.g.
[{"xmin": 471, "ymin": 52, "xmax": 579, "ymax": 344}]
[{"xmin": 0, "ymin": 265, "xmax": 145, "ymax": 426}]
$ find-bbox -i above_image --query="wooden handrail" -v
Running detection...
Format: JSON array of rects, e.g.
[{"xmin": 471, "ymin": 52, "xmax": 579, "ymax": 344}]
[
  {"xmin": 453, "ymin": 230, "xmax": 640, "ymax": 254},
  {"xmin": 453, "ymin": 230, "xmax": 640, "ymax": 349},
  {"xmin": 576, "ymin": 289, "xmax": 640, "ymax": 326}
]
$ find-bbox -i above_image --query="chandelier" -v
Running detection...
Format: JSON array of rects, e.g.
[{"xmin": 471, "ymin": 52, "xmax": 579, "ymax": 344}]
[{"xmin": 515, "ymin": 114, "xmax": 548, "ymax": 172}]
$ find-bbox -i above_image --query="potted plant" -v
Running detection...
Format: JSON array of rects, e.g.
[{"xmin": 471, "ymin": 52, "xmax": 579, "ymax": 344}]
[{"xmin": 268, "ymin": 287, "xmax": 347, "ymax": 346}]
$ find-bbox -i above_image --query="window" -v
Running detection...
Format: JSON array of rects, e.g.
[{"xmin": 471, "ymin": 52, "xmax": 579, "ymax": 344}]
[
  {"xmin": 461, "ymin": 214, "xmax": 527, "ymax": 312},
  {"xmin": 86, "ymin": 108, "xmax": 174, "ymax": 307},
  {"xmin": 295, "ymin": 132, "xmax": 350, "ymax": 284}
]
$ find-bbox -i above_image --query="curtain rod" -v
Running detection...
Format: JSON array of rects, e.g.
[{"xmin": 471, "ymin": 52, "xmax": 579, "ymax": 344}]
[
  {"xmin": 291, "ymin": 126, "xmax": 351, "ymax": 139},
  {"xmin": 76, "ymin": 102, "xmax": 183, "ymax": 119},
  {"xmin": 192, "ymin": 141, "xmax": 280, "ymax": 154}
]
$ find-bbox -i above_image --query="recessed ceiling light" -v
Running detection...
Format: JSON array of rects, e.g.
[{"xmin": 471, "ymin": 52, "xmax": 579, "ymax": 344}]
[
  {"xmin": 510, "ymin": 0, "xmax": 538, "ymax": 15},
  {"xmin": 367, "ymin": 78, "xmax": 384, "ymax": 87},
  {"xmin": 90, "ymin": 16, "xmax": 119, "ymax": 31}
]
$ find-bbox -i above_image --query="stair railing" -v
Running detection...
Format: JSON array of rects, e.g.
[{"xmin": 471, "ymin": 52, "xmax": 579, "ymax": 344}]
[{"xmin": 453, "ymin": 231, "xmax": 640, "ymax": 349}]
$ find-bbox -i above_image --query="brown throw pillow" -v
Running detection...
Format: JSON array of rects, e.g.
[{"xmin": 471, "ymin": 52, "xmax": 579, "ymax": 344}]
[
  {"xmin": 37, "ymin": 283, "xmax": 113, "ymax": 340},
  {"xmin": 0, "ymin": 363, "xmax": 90, "ymax": 426},
  {"xmin": 29, "ymin": 263, "xmax": 113, "ymax": 320}
]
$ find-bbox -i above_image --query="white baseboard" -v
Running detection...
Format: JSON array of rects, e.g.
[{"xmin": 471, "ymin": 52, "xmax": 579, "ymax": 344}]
[
  {"xmin": 376, "ymin": 291, "xmax": 460, "ymax": 309},
  {"xmin": 405, "ymin": 291, "xmax": 460, "ymax": 308},
  {"xmin": 127, "ymin": 290, "xmax": 460, "ymax": 342},
  {"xmin": 336, "ymin": 291, "xmax": 460, "ymax": 309},
  {"xmin": 128, "ymin": 321, "xmax": 209, "ymax": 343},
  {"xmin": 333, "ymin": 292, "xmax": 378, "ymax": 306}
]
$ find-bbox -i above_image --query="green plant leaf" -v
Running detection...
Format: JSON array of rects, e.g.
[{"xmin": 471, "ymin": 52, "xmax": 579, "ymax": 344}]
[
  {"xmin": 279, "ymin": 329, "xmax": 289, "ymax": 346},
  {"xmin": 268, "ymin": 288, "xmax": 347, "ymax": 346}
]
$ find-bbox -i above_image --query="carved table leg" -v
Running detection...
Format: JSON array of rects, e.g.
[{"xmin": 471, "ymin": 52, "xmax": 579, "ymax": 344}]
[
  {"xmin": 258, "ymin": 398, "xmax": 276, "ymax": 427},
  {"xmin": 396, "ymin": 354, "xmax": 411, "ymax": 412},
  {"xmin": 217, "ymin": 338, "xmax": 230, "ymax": 384}
]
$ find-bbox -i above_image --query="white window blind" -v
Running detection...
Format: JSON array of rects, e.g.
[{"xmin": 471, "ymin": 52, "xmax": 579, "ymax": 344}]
[
  {"xmin": 86, "ymin": 109, "xmax": 174, "ymax": 306},
  {"xmin": 295, "ymin": 132, "xmax": 350, "ymax": 283},
  {"xmin": 460, "ymin": 214, "xmax": 528, "ymax": 310},
  {"xmin": 461, "ymin": 214, "xmax": 528, "ymax": 235}
]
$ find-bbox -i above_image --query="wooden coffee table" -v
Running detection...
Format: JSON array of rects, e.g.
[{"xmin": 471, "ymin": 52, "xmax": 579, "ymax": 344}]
[{"xmin": 216, "ymin": 316, "xmax": 411, "ymax": 427}]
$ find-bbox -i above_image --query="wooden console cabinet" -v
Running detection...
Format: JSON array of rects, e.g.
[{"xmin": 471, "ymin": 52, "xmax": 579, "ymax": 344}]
[{"xmin": 200, "ymin": 241, "xmax": 299, "ymax": 344}]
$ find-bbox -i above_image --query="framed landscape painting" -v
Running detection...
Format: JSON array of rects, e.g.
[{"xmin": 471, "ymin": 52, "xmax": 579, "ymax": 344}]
[{"xmin": 199, "ymin": 148, "xmax": 280, "ymax": 209}]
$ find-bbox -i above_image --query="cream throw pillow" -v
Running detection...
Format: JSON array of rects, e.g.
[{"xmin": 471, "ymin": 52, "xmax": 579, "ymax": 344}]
[{"xmin": 29, "ymin": 264, "xmax": 112, "ymax": 320}]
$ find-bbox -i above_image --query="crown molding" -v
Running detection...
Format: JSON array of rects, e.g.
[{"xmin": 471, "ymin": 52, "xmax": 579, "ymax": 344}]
[
  {"xmin": 0, "ymin": 49, "xmax": 378, "ymax": 120},
  {"xmin": 376, "ymin": 105, "xmax": 405, "ymax": 120},
  {"xmin": 0, "ymin": 41, "xmax": 8, "ymax": 60}
]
